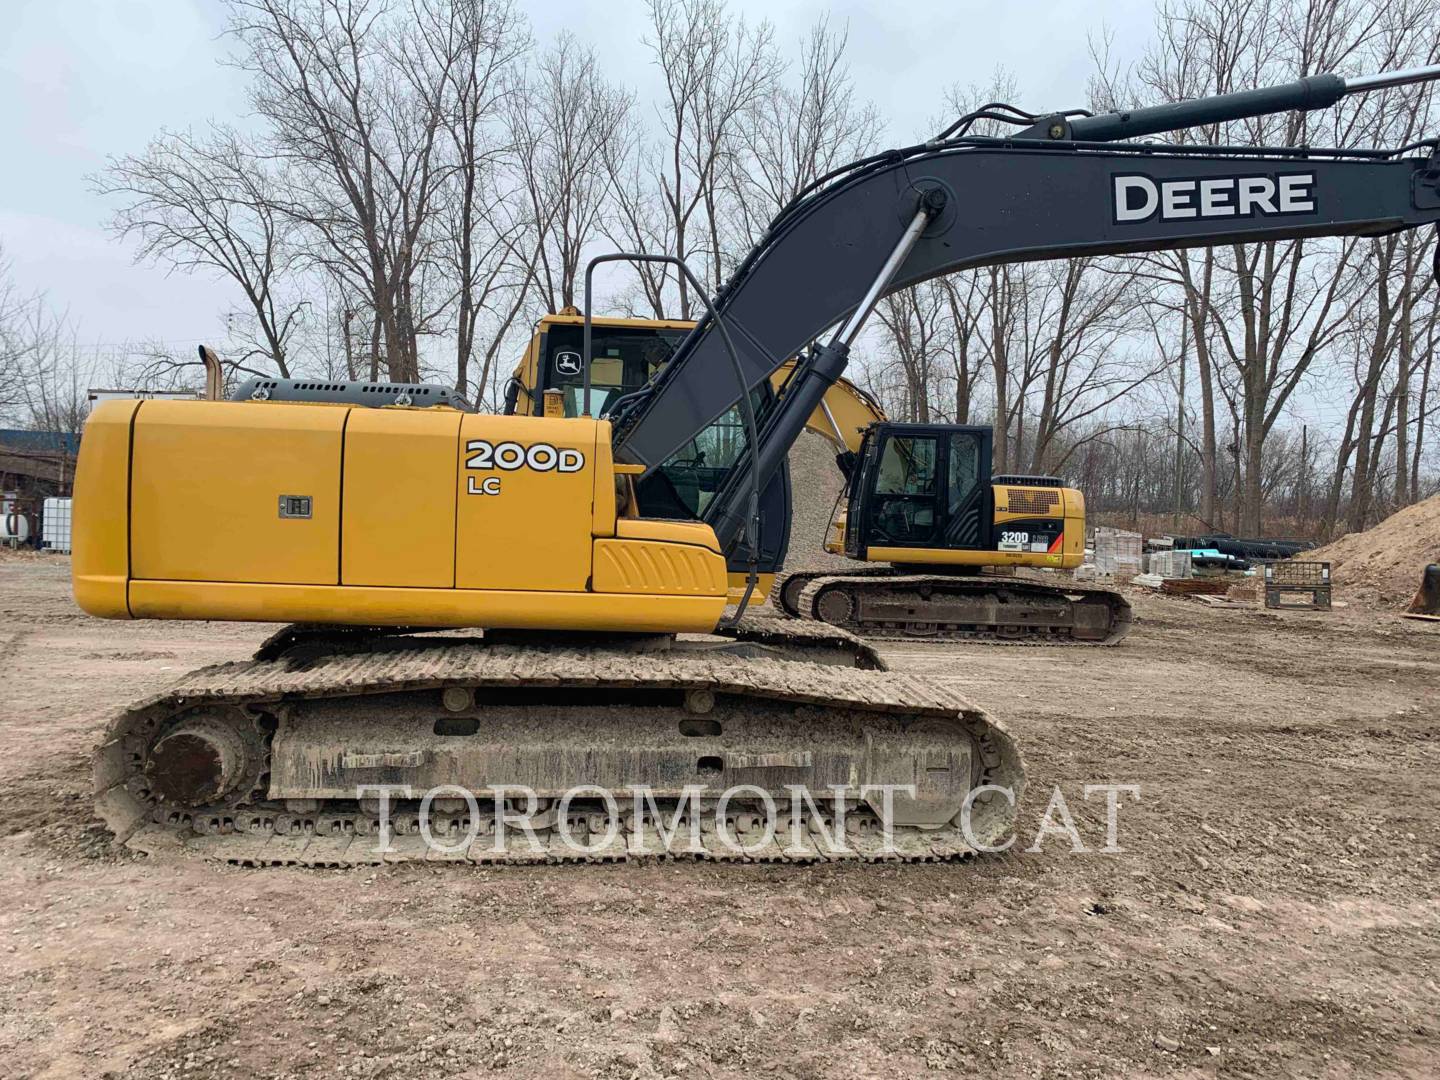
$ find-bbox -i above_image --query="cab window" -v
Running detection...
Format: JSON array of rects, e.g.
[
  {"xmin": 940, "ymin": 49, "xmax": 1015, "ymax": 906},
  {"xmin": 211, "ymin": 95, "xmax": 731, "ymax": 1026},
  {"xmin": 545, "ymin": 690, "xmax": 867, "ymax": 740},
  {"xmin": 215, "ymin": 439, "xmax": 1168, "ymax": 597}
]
[
  {"xmin": 542, "ymin": 325, "xmax": 687, "ymax": 417},
  {"xmin": 948, "ymin": 432, "xmax": 981, "ymax": 513},
  {"xmin": 869, "ymin": 435, "xmax": 938, "ymax": 545}
]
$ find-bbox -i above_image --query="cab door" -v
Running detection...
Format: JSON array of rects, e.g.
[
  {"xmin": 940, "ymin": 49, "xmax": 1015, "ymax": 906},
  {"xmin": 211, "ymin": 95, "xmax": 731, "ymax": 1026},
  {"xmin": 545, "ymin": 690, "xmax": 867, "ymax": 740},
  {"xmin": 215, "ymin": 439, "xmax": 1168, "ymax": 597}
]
[
  {"xmin": 843, "ymin": 429, "xmax": 879, "ymax": 558},
  {"xmin": 940, "ymin": 428, "xmax": 991, "ymax": 549},
  {"xmin": 863, "ymin": 430, "xmax": 943, "ymax": 551}
]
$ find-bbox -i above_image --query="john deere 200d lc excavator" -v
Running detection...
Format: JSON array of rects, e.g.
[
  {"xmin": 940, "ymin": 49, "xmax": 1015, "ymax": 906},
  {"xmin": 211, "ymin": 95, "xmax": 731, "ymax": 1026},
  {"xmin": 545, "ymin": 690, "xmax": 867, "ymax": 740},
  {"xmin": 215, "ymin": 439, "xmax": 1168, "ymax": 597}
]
[
  {"xmin": 504, "ymin": 311, "xmax": 1128, "ymax": 642},
  {"xmin": 74, "ymin": 64, "xmax": 1440, "ymax": 865}
]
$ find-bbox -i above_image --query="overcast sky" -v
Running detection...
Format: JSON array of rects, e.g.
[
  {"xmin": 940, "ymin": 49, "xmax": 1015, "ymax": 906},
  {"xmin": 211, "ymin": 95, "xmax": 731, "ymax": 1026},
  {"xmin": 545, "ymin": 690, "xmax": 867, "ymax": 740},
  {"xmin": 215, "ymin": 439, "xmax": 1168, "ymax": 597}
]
[{"xmin": 0, "ymin": 0, "xmax": 1158, "ymax": 351}]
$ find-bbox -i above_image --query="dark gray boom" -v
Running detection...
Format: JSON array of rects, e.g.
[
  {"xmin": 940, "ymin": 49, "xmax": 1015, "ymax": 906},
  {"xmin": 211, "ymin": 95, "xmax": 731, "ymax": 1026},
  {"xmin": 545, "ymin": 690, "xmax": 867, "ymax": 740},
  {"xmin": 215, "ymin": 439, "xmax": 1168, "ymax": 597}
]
[{"xmin": 607, "ymin": 65, "xmax": 1440, "ymax": 559}]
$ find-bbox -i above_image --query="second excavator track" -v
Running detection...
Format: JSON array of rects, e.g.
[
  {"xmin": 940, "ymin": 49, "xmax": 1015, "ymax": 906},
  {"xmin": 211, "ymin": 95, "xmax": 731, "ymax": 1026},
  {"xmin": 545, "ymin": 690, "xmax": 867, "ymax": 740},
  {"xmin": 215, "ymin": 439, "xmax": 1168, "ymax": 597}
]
[
  {"xmin": 774, "ymin": 569, "xmax": 1133, "ymax": 645},
  {"xmin": 94, "ymin": 627, "xmax": 1024, "ymax": 867}
]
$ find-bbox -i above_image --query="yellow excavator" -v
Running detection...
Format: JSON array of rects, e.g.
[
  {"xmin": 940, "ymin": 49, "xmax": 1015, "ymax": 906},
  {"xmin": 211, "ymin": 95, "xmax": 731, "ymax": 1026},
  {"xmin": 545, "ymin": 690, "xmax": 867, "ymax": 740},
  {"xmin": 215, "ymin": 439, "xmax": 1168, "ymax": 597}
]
[
  {"xmin": 504, "ymin": 310, "xmax": 1129, "ymax": 642},
  {"xmin": 72, "ymin": 64, "xmax": 1440, "ymax": 865}
]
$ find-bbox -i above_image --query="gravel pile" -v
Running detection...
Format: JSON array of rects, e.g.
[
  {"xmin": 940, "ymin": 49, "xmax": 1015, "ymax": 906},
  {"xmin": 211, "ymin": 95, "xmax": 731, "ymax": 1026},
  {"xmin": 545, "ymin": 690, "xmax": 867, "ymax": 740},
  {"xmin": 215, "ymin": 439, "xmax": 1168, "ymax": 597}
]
[{"xmin": 783, "ymin": 430, "xmax": 852, "ymax": 571}]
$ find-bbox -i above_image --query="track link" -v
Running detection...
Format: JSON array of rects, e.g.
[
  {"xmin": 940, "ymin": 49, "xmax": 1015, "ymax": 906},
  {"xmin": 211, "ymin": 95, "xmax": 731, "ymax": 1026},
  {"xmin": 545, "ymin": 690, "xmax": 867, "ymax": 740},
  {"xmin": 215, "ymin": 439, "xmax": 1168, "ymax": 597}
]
[
  {"xmin": 774, "ymin": 569, "xmax": 1132, "ymax": 645},
  {"xmin": 94, "ymin": 631, "xmax": 1024, "ymax": 867}
]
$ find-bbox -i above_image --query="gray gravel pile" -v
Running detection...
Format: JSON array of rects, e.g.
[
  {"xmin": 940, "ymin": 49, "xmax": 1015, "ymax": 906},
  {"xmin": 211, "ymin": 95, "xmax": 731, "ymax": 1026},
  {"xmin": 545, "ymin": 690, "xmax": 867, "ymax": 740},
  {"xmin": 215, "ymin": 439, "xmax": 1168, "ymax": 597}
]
[{"xmin": 784, "ymin": 431, "xmax": 851, "ymax": 571}]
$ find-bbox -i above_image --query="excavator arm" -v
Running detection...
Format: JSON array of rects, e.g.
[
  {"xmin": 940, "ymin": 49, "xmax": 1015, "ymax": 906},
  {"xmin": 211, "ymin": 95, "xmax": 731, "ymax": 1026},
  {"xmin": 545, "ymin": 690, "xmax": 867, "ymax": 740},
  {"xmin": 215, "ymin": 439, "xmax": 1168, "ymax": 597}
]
[
  {"xmin": 607, "ymin": 65, "xmax": 1440, "ymax": 559},
  {"xmin": 772, "ymin": 359, "xmax": 886, "ymax": 456}
]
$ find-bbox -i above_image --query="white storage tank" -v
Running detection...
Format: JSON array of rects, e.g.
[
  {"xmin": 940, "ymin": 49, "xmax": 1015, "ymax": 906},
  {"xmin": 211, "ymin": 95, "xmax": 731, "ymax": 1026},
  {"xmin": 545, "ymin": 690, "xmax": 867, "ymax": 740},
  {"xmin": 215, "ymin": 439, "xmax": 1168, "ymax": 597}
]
[
  {"xmin": 42, "ymin": 497, "xmax": 72, "ymax": 553},
  {"xmin": 2, "ymin": 502, "xmax": 31, "ymax": 544}
]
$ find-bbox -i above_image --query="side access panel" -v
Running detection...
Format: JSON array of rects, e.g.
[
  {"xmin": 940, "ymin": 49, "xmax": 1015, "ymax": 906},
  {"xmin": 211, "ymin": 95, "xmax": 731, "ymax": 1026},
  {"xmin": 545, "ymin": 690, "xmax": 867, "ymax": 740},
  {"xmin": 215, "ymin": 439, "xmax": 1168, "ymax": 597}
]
[
  {"xmin": 342, "ymin": 408, "xmax": 462, "ymax": 588},
  {"xmin": 130, "ymin": 400, "xmax": 344, "ymax": 585},
  {"xmin": 71, "ymin": 399, "xmax": 140, "ymax": 617},
  {"xmin": 454, "ymin": 415, "xmax": 597, "ymax": 592}
]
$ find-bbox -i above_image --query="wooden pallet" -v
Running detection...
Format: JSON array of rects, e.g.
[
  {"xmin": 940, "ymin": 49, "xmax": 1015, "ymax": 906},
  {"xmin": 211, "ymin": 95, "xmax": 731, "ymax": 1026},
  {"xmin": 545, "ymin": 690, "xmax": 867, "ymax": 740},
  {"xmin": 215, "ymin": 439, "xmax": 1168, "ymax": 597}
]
[
  {"xmin": 1161, "ymin": 578, "xmax": 1232, "ymax": 597},
  {"xmin": 1191, "ymin": 593, "xmax": 1254, "ymax": 608}
]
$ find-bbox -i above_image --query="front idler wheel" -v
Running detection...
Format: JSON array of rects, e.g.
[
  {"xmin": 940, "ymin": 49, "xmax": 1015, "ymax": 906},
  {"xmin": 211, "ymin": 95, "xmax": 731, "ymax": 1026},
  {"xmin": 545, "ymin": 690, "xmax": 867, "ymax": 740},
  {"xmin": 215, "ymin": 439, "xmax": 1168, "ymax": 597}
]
[{"xmin": 144, "ymin": 712, "xmax": 267, "ymax": 808}]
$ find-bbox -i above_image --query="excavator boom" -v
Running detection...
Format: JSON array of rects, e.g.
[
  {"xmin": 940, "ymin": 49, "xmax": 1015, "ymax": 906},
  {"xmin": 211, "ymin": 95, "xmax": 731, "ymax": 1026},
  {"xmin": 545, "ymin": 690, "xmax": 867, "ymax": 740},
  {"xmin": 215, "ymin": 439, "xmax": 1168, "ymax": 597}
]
[{"xmin": 610, "ymin": 67, "xmax": 1440, "ymax": 563}]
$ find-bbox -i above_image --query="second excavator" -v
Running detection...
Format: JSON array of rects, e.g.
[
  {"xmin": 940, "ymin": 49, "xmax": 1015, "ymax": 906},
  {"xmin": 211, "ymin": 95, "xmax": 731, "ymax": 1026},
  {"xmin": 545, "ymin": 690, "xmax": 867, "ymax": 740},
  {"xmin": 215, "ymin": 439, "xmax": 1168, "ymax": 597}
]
[
  {"xmin": 504, "ymin": 310, "xmax": 1128, "ymax": 643},
  {"xmin": 72, "ymin": 62, "xmax": 1440, "ymax": 864}
]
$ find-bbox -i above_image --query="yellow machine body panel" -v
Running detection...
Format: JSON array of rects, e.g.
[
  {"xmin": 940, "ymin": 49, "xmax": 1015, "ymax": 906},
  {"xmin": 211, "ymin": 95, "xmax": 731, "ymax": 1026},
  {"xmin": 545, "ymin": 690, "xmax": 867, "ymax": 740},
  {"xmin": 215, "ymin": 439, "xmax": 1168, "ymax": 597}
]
[
  {"xmin": 72, "ymin": 399, "xmax": 728, "ymax": 633},
  {"xmin": 870, "ymin": 482, "xmax": 1084, "ymax": 570},
  {"xmin": 1060, "ymin": 487, "xmax": 1086, "ymax": 563},
  {"xmin": 125, "ymin": 581, "xmax": 721, "ymax": 632},
  {"xmin": 453, "ymin": 414, "xmax": 598, "ymax": 593},
  {"xmin": 594, "ymin": 537, "xmax": 728, "ymax": 595},
  {"xmin": 993, "ymin": 484, "xmax": 1062, "ymax": 522},
  {"xmin": 343, "ymin": 407, "xmax": 461, "ymax": 588},
  {"xmin": 130, "ymin": 399, "xmax": 345, "ymax": 585},
  {"xmin": 727, "ymin": 572, "xmax": 774, "ymax": 601},
  {"xmin": 615, "ymin": 517, "xmax": 719, "ymax": 550},
  {"xmin": 70, "ymin": 399, "xmax": 139, "ymax": 618},
  {"xmin": 990, "ymin": 482, "xmax": 1085, "ymax": 568},
  {"xmin": 867, "ymin": 545, "xmax": 1077, "ymax": 568}
]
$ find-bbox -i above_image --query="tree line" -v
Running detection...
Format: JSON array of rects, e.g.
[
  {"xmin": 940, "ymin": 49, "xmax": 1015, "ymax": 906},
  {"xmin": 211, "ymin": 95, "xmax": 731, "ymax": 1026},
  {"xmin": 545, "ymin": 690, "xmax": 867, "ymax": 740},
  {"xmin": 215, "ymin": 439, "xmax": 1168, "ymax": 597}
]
[{"xmin": 2, "ymin": 0, "xmax": 1437, "ymax": 540}]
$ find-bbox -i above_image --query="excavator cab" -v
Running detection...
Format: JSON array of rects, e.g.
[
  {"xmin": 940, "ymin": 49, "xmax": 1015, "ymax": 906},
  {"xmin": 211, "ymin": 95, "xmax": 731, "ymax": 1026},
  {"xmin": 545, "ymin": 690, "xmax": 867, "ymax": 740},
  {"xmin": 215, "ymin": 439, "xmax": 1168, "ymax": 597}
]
[
  {"xmin": 837, "ymin": 421, "xmax": 1087, "ymax": 572},
  {"xmin": 504, "ymin": 314, "xmax": 691, "ymax": 421},
  {"xmin": 504, "ymin": 313, "xmax": 756, "ymax": 521},
  {"xmin": 779, "ymin": 420, "xmax": 1118, "ymax": 640},
  {"xmin": 844, "ymin": 424, "xmax": 992, "ymax": 558}
]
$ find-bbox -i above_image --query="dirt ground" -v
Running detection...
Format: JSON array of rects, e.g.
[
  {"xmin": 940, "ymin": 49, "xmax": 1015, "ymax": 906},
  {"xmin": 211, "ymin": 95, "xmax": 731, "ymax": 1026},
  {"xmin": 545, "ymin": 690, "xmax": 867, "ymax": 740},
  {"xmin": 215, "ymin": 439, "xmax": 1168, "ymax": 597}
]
[{"xmin": 1, "ymin": 554, "xmax": 1438, "ymax": 1080}]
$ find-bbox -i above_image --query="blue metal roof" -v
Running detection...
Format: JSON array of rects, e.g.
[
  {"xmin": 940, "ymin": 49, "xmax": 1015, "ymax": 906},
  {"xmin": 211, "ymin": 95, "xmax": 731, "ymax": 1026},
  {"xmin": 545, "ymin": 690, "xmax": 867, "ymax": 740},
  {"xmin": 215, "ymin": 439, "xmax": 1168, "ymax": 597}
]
[{"xmin": 0, "ymin": 429, "xmax": 81, "ymax": 455}]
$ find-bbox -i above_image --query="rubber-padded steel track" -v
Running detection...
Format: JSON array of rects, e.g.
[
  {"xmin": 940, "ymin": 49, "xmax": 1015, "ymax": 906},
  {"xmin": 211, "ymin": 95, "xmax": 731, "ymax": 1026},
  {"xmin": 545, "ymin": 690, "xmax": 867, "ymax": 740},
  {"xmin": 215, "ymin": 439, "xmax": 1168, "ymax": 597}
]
[
  {"xmin": 773, "ymin": 569, "xmax": 1132, "ymax": 645},
  {"xmin": 94, "ymin": 633, "xmax": 1024, "ymax": 866}
]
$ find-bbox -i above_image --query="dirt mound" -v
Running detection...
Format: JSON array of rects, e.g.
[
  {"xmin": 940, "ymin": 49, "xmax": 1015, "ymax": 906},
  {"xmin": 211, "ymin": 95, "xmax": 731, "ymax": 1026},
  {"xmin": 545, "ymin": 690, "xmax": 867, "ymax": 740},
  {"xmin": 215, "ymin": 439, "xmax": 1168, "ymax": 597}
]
[
  {"xmin": 784, "ymin": 430, "xmax": 851, "ymax": 571},
  {"xmin": 1307, "ymin": 492, "xmax": 1440, "ymax": 609}
]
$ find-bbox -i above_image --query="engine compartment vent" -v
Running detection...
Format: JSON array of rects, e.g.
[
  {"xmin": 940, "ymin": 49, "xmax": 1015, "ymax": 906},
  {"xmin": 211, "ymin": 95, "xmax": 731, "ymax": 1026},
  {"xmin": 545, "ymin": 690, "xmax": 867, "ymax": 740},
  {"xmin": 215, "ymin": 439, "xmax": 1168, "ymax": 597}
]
[
  {"xmin": 993, "ymin": 473, "xmax": 1065, "ymax": 488},
  {"xmin": 1005, "ymin": 488, "xmax": 1060, "ymax": 515}
]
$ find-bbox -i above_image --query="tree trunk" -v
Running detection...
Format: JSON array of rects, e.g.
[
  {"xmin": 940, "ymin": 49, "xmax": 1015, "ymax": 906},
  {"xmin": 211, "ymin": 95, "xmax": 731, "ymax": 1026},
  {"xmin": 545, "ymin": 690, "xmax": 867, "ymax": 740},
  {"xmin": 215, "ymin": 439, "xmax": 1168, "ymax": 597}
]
[
  {"xmin": 1393, "ymin": 286, "xmax": 1412, "ymax": 507},
  {"xmin": 988, "ymin": 268, "xmax": 1010, "ymax": 474},
  {"xmin": 1180, "ymin": 251, "xmax": 1219, "ymax": 525},
  {"xmin": 1348, "ymin": 265, "xmax": 1395, "ymax": 532},
  {"xmin": 1411, "ymin": 311, "xmax": 1435, "ymax": 498}
]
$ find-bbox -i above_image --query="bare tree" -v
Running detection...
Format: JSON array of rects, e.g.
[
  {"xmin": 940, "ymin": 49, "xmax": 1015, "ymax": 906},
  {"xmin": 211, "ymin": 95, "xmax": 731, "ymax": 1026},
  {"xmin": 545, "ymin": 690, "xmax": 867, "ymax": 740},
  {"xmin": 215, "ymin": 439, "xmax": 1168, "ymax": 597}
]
[
  {"xmin": 601, "ymin": 113, "xmax": 677, "ymax": 318},
  {"xmin": 1131, "ymin": 0, "xmax": 1394, "ymax": 532},
  {"xmin": 510, "ymin": 32, "xmax": 632, "ymax": 315},
  {"xmin": 727, "ymin": 18, "xmax": 881, "ymax": 241},
  {"xmin": 226, "ymin": 0, "xmax": 459, "ymax": 382},
  {"xmin": 0, "ymin": 246, "xmax": 34, "ymax": 419},
  {"xmin": 636, "ymin": 0, "xmax": 778, "ymax": 314},
  {"xmin": 985, "ymin": 264, "xmax": 1023, "ymax": 474},
  {"xmin": 939, "ymin": 276, "xmax": 988, "ymax": 425},
  {"xmin": 1407, "ymin": 285, "xmax": 1440, "ymax": 498},
  {"xmin": 1020, "ymin": 259, "xmax": 1160, "ymax": 474},
  {"xmin": 875, "ymin": 284, "xmax": 951, "ymax": 423},
  {"xmin": 96, "ymin": 127, "xmax": 305, "ymax": 377},
  {"xmin": 408, "ymin": 0, "xmax": 531, "ymax": 396}
]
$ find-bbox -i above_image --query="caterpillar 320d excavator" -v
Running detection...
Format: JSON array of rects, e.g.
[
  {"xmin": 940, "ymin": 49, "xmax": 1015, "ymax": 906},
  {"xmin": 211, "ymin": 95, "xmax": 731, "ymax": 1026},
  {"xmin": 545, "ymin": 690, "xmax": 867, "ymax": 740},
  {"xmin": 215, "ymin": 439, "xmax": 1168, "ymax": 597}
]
[
  {"xmin": 504, "ymin": 311, "xmax": 1129, "ymax": 642},
  {"xmin": 74, "ymin": 63, "xmax": 1440, "ymax": 865}
]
